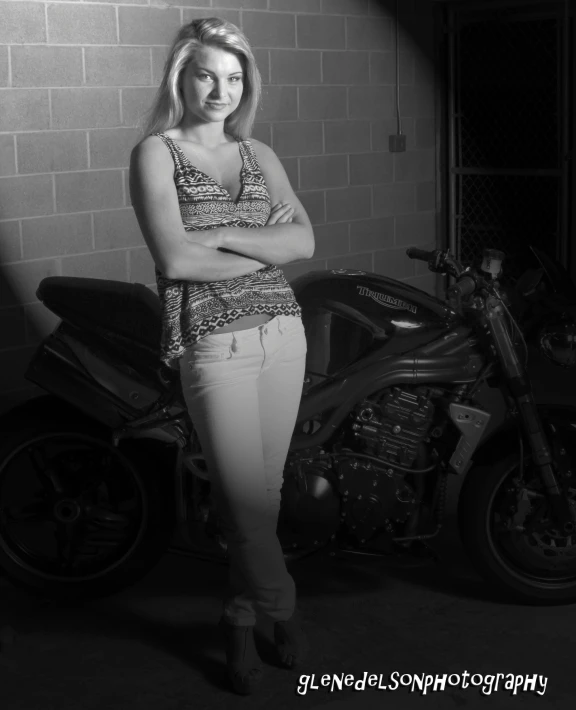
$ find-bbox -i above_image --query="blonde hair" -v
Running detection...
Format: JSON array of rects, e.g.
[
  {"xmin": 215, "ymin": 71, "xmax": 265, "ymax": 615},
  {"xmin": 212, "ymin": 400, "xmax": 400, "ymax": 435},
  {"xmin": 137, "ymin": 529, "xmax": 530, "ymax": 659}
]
[{"xmin": 141, "ymin": 18, "xmax": 261, "ymax": 140}]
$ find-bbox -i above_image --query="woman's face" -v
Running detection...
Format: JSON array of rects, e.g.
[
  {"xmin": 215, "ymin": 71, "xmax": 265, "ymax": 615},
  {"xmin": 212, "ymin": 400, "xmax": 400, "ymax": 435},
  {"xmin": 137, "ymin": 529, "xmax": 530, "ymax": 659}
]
[{"xmin": 180, "ymin": 46, "xmax": 244, "ymax": 126}]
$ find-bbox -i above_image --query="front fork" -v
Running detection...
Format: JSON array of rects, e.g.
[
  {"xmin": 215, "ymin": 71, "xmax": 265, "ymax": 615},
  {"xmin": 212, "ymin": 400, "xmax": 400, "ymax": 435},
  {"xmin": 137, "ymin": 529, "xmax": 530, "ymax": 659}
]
[{"xmin": 485, "ymin": 296, "xmax": 575, "ymax": 533}]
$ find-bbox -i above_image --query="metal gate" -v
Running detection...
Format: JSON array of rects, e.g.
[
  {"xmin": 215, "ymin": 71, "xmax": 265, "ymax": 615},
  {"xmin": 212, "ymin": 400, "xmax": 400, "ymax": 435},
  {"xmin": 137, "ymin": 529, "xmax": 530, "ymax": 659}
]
[{"xmin": 444, "ymin": 0, "xmax": 573, "ymax": 278}]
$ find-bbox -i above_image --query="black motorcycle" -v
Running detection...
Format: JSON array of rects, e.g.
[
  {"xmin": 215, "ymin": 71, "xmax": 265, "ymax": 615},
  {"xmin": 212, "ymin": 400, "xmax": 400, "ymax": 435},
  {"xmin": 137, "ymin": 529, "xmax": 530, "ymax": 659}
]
[{"xmin": 1, "ymin": 246, "xmax": 576, "ymax": 605}]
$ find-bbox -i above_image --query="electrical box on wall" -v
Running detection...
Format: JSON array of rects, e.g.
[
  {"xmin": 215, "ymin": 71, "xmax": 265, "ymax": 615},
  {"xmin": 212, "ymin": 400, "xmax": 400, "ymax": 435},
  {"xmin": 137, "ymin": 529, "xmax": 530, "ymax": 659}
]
[{"xmin": 389, "ymin": 134, "xmax": 406, "ymax": 152}]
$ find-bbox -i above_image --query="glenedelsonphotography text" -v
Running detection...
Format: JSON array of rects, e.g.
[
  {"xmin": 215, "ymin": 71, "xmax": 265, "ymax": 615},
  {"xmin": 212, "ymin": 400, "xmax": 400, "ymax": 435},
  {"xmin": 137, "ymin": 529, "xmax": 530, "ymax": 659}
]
[{"xmin": 296, "ymin": 672, "xmax": 548, "ymax": 697}]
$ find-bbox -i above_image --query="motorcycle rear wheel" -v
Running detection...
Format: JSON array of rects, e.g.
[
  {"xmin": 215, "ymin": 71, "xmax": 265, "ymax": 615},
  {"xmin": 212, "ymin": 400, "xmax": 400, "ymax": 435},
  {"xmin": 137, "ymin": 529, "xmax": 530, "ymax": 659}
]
[
  {"xmin": 0, "ymin": 404, "xmax": 173, "ymax": 601},
  {"xmin": 458, "ymin": 453, "xmax": 576, "ymax": 605}
]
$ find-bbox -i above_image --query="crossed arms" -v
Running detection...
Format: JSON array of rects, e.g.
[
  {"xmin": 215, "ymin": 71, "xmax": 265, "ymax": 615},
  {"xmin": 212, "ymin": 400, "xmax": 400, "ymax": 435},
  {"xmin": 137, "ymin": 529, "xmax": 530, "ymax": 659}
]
[{"xmin": 129, "ymin": 136, "xmax": 315, "ymax": 283}]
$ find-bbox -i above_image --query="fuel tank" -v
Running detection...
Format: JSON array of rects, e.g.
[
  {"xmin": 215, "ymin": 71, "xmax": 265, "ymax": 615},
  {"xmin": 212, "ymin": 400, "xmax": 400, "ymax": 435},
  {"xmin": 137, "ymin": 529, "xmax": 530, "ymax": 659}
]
[{"xmin": 290, "ymin": 268, "xmax": 460, "ymax": 385}]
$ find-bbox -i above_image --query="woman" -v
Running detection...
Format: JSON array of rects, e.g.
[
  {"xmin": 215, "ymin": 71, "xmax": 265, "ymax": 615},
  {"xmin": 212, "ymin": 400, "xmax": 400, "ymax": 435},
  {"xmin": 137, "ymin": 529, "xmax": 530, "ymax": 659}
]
[{"xmin": 129, "ymin": 17, "xmax": 314, "ymax": 696}]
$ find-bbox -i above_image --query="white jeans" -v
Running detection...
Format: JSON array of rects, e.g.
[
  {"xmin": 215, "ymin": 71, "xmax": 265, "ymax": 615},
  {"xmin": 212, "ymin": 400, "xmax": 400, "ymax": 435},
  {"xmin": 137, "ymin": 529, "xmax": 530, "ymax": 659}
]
[{"xmin": 179, "ymin": 315, "xmax": 307, "ymax": 626}]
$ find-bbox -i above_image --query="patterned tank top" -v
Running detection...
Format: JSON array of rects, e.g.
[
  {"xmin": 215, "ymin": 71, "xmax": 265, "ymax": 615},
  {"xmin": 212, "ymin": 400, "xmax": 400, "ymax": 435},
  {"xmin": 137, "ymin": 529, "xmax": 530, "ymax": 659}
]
[{"xmin": 153, "ymin": 132, "xmax": 302, "ymax": 370}]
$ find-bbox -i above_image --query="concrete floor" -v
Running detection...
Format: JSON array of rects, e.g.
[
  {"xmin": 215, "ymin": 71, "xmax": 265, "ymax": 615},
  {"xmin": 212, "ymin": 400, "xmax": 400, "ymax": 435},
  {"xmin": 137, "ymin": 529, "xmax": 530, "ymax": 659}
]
[{"xmin": 1, "ymin": 510, "xmax": 575, "ymax": 710}]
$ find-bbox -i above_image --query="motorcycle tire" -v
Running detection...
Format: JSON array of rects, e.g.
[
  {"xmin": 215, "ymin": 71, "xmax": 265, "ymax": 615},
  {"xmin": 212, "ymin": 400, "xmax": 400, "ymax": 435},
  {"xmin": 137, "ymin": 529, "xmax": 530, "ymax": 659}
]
[
  {"xmin": 0, "ymin": 399, "xmax": 174, "ymax": 601},
  {"xmin": 458, "ymin": 453, "xmax": 576, "ymax": 605}
]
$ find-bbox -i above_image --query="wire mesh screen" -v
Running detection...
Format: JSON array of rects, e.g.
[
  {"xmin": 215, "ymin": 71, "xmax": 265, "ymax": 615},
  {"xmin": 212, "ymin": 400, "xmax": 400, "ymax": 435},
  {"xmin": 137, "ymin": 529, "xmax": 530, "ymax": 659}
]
[
  {"xmin": 451, "ymin": 1, "xmax": 565, "ymax": 278},
  {"xmin": 458, "ymin": 173, "xmax": 560, "ymax": 277},
  {"xmin": 458, "ymin": 13, "xmax": 560, "ymax": 170}
]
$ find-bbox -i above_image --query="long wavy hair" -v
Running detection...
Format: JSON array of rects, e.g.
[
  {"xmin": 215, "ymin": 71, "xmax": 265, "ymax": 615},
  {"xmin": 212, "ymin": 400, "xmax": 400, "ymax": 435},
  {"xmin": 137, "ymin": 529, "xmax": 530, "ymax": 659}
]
[{"xmin": 141, "ymin": 18, "xmax": 262, "ymax": 140}]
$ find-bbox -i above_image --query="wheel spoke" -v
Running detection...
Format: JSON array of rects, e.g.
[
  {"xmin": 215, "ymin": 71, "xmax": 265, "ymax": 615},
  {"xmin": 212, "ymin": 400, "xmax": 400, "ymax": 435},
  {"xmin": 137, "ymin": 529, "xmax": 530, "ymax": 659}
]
[
  {"xmin": 3, "ymin": 501, "xmax": 53, "ymax": 525},
  {"xmin": 27, "ymin": 446, "xmax": 63, "ymax": 494}
]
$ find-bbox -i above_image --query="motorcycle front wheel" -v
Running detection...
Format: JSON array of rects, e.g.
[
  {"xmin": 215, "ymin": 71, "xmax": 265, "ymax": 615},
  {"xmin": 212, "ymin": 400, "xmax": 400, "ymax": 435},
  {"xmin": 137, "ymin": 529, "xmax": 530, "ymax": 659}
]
[
  {"xmin": 458, "ymin": 453, "xmax": 576, "ymax": 605},
  {"xmin": 0, "ymin": 407, "xmax": 173, "ymax": 601}
]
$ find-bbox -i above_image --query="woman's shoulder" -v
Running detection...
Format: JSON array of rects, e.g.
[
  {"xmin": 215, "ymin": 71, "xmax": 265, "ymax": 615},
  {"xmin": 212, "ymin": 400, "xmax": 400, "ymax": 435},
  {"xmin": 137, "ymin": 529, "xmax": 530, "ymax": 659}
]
[
  {"xmin": 130, "ymin": 134, "xmax": 172, "ymax": 169},
  {"xmin": 245, "ymin": 137, "xmax": 279, "ymax": 168}
]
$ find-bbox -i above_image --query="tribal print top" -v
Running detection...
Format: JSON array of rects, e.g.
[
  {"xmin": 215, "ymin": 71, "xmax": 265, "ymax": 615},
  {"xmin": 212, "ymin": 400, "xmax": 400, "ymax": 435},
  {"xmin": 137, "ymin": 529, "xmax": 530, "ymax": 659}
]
[{"xmin": 153, "ymin": 132, "xmax": 302, "ymax": 370}]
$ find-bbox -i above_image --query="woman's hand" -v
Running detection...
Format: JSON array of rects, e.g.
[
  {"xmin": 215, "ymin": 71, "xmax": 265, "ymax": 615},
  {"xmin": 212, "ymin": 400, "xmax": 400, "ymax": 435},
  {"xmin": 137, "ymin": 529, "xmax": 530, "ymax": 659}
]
[{"xmin": 266, "ymin": 202, "xmax": 294, "ymax": 226}]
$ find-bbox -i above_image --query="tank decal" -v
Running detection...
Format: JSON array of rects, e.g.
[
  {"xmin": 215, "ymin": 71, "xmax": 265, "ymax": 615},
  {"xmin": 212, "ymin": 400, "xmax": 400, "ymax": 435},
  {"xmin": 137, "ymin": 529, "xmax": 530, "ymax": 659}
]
[{"xmin": 357, "ymin": 285, "xmax": 418, "ymax": 314}]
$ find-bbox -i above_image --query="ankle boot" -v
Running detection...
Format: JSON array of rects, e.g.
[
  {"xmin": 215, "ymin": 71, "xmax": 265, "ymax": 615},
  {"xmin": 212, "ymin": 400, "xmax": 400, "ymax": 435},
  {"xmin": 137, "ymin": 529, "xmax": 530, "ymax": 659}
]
[
  {"xmin": 219, "ymin": 617, "xmax": 264, "ymax": 695},
  {"xmin": 274, "ymin": 611, "xmax": 309, "ymax": 669}
]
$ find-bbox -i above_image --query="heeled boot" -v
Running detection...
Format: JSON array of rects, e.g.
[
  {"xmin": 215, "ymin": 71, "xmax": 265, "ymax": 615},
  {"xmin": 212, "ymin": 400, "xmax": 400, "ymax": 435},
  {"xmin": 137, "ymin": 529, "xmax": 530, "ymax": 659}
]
[
  {"xmin": 219, "ymin": 617, "xmax": 264, "ymax": 695},
  {"xmin": 274, "ymin": 610, "xmax": 309, "ymax": 669}
]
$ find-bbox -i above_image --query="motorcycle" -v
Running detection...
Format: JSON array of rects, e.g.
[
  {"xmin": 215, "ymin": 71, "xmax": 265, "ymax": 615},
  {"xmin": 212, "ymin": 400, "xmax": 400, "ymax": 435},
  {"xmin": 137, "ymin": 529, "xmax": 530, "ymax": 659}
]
[{"xmin": 1, "ymin": 245, "xmax": 576, "ymax": 605}]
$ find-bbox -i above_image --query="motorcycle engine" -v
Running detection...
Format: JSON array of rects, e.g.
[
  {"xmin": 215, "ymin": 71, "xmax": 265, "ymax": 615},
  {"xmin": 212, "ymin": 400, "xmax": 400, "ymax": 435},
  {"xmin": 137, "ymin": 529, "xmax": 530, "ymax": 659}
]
[
  {"xmin": 279, "ymin": 386, "xmax": 442, "ymax": 550},
  {"xmin": 336, "ymin": 386, "xmax": 438, "ymax": 543}
]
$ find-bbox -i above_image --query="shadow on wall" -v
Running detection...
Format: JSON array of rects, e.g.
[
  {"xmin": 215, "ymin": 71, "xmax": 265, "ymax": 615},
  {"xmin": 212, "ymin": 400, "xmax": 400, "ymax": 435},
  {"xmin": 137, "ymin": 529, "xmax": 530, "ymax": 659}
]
[{"xmin": 0, "ymin": 257, "xmax": 49, "ymax": 416}]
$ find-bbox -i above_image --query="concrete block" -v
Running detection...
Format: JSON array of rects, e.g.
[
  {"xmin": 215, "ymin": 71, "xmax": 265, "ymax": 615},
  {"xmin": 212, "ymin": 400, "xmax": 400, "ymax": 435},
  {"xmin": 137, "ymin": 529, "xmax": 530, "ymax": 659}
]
[
  {"xmin": 122, "ymin": 87, "xmax": 157, "ymax": 128},
  {"xmin": 297, "ymin": 14, "xmax": 345, "ymax": 49},
  {"xmin": 61, "ymin": 250, "xmax": 128, "ymax": 281},
  {"xmin": 243, "ymin": 11, "xmax": 296, "ymax": 48},
  {"xmin": 270, "ymin": 49, "xmax": 321, "ymax": 85},
  {"xmin": 374, "ymin": 246, "xmax": 416, "ymax": 278},
  {"xmin": 0, "ymin": 221, "xmax": 21, "ymax": 263},
  {"xmin": 94, "ymin": 208, "xmax": 144, "ymax": 250},
  {"xmin": 257, "ymin": 86, "xmax": 297, "ymax": 122},
  {"xmin": 348, "ymin": 86, "xmax": 394, "ymax": 120},
  {"xmin": 326, "ymin": 185, "xmax": 371, "ymax": 222},
  {"xmin": 0, "ymin": 2, "xmax": 46, "ymax": 44},
  {"xmin": 373, "ymin": 182, "xmax": 416, "ymax": 217},
  {"xmin": 129, "ymin": 246, "xmax": 156, "ymax": 284},
  {"xmin": 394, "ymin": 211, "xmax": 436, "ymax": 246},
  {"xmin": 324, "ymin": 121, "xmax": 371, "ymax": 155},
  {"xmin": 48, "ymin": 4, "xmax": 117, "ymax": 45},
  {"xmin": 17, "ymin": 132, "xmax": 88, "ymax": 174},
  {"xmin": 12, "ymin": 46, "xmax": 83, "ymax": 88},
  {"xmin": 321, "ymin": 0, "xmax": 372, "ymax": 15},
  {"xmin": 394, "ymin": 149, "xmax": 435, "ymax": 182},
  {"xmin": 51, "ymin": 89, "xmax": 121, "ymax": 129},
  {"xmin": 295, "ymin": 190, "xmax": 325, "ymax": 225},
  {"xmin": 350, "ymin": 152, "xmax": 393, "ymax": 185},
  {"xmin": 0, "ymin": 175, "xmax": 54, "ymax": 219},
  {"xmin": 0, "ymin": 136, "xmax": 16, "ymax": 176},
  {"xmin": 85, "ymin": 47, "xmax": 151, "ymax": 87},
  {"xmin": 310, "ymin": 221, "xmax": 349, "ymax": 259},
  {"xmin": 22, "ymin": 213, "xmax": 93, "ymax": 259},
  {"xmin": 416, "ymin": 181, "xmax": 436, "ymax": 212},
  {"xmin": 251, "ymin": 122, "xmax": 271, "ymax": 145},
  {"xmin": 349, "ymin": 216, "xmax": 394, "ymax": 252},
  {"xmin": 270, "ymin": 0, "xmax": 321, "ymax": 11},
  {"xmin": 370, "ymin": 51, "xmax": 415, "ymax": 85},
  {"xmin": 272, "ymin": 122, "xmax": 323, "ymax": 157},
  {"xmin": 346, "ymin": 15, "xmax": 392, "ymax": 50},
  {"xmin": 1, "ymin": 90, "xmax": 50, "ymax": 132},
  {"xmin": 299, "ymin": 154, "xmax": 348, "ymax": 190},
  {"xmin": 89, "ymin": 128, "xmax": 140, "ymax": 169},
  {"xmin": 298, "ymin": 86, "xmax": 347, "ymax": 120},
  {"xmin": 322, "ymin": 50, "xmax": 369, "ymax": 85},
  {"xmin": 55, "ymin": 170, "xmax": 123, "ymax": 213},
  {"xmin": 118, "ymin": 7, "xmax": 182, "ymax": 45}
]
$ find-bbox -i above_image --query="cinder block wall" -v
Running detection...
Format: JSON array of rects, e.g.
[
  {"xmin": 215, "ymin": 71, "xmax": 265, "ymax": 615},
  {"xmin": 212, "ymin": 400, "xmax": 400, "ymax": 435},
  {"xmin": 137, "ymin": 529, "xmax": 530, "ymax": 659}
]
[{"xmin": 0, "ymin": 0, "xmax": 437, "ymax": 412}]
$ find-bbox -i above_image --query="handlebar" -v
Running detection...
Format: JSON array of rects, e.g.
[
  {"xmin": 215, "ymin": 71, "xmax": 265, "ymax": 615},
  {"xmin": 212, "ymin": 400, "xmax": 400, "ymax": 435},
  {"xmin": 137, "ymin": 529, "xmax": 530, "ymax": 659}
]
[
  {"xmin": 446, "ymin": 276, "xmax": 476, "ymax": 299},
  {"xmin": 405, "ymin": 247, "xmax": 477, "ymax": 304},
  {"xmin": 406, "ymin": 247, "xmax": 436, "ymax": 262}
]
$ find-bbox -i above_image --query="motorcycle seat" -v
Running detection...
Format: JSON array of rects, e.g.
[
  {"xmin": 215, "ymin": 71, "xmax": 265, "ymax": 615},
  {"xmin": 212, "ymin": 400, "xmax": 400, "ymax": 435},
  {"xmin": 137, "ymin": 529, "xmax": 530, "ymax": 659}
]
[{"xmin": 36, "ymin": 277, "xmax": 162, "ymax": 353}]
